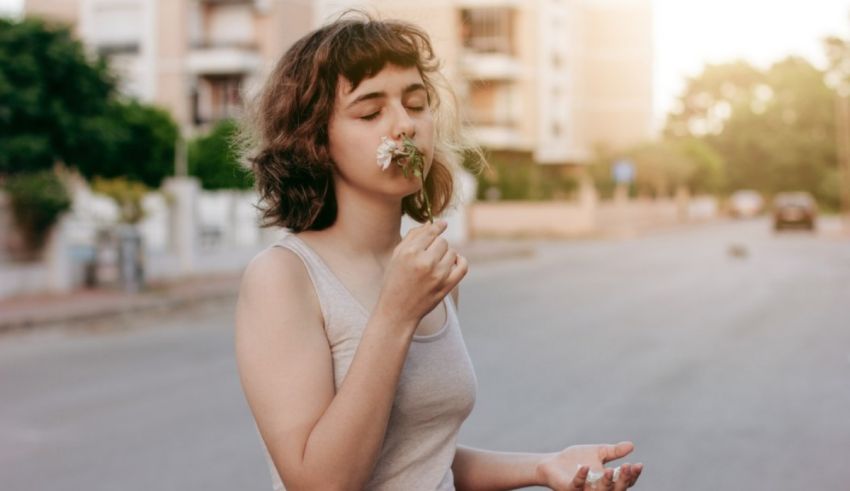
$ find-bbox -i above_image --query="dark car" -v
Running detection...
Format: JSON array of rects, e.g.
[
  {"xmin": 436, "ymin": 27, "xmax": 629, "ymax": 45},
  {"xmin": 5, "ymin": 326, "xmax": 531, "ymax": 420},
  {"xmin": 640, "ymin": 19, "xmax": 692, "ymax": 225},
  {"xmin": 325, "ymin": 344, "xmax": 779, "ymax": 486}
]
[{"xmin": 773, "ymin": 192, "xmax": 817, "ymax": 231}]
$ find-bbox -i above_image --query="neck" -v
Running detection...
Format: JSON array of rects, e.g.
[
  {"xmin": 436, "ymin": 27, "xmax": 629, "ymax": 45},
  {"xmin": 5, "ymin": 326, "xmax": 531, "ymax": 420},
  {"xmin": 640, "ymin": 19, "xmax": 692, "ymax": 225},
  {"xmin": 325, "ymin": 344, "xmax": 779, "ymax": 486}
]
[{"xmin": 318, "ymin": 177, "xmax": 405, "ymax": 265}]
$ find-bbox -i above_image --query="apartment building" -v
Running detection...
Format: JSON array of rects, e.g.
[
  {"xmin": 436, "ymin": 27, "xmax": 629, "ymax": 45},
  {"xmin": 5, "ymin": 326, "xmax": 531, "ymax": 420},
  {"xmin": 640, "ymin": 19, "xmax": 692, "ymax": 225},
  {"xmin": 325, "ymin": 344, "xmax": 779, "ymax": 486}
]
[
  {"xmin": 348, "ymin": 0, "xmax": 653, "ymax": 166},
  {"xmin": 26, "ymin": 0, "xmax": 312, "ymax": 134},
  {"xmin": 26, "ymin": 0, "xmax": 652, "ymax": 165}
]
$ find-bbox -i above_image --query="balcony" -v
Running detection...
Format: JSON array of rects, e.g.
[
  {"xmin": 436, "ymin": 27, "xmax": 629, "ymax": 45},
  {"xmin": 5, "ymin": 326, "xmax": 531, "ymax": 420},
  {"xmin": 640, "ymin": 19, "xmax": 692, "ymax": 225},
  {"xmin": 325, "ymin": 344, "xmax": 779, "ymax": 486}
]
[
  {"xmin": 187, "ymin": 44, "xmax": 261, "ymax": 75},
  {"xmin": 460, "ymin": 51, "xmax": 522, "ymax": 80},
  {"xmin": 470, "ymin": 123, "xmax": 525, "ymax": 150},
  {"xmin": 535, "ymin": 145, "xmax": 592, "ymax": 165}
]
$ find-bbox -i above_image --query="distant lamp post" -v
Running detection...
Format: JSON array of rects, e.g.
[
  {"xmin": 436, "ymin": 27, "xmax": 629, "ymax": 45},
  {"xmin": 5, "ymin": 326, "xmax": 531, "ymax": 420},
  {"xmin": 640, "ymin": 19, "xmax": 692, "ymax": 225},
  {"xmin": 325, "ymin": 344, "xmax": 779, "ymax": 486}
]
[
  {"xmin": 824, "ymin": 35, "xmax": 850, "ymax": 231},
  {"xmin": 174, "ymin": 131, "xmax": 189, "ymax": 178}
]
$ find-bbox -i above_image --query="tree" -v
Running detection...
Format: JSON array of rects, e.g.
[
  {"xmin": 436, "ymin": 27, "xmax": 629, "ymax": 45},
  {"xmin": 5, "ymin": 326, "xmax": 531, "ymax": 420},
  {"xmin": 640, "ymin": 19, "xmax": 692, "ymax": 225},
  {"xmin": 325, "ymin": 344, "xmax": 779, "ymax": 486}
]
[
  {"xmin": 663, "ymin": 56, "xmax": 838, "ymax": 207},
  {"xmin": 0, "ymin": 17, "xmax": 114, "ymax": 175},
  {"xmin": 664, "ymin": 60, "xmax": 765, "ymax": 140},
  {"xmin": 188, "ymin": 119, "xmax": 253, "ymax": 190},
  {"xmin": 79, "ymin": 100, "xmax": 178, "ymax": 188},
  {"xmin": 0, "ymin": 17, "xmax": 178, "ymax": 187}
]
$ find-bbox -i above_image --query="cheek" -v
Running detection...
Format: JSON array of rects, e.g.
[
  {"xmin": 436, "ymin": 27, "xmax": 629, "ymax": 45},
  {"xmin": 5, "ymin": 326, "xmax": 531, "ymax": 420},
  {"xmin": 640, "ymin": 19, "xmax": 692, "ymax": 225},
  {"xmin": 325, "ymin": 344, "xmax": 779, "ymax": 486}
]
[
  {"xmin": 328, "ymin": 123, "xmax": 383, "ymax": 179},
  {"xmin": 328, "ymin": 122, "xmax": 362, "ymax": 164}
]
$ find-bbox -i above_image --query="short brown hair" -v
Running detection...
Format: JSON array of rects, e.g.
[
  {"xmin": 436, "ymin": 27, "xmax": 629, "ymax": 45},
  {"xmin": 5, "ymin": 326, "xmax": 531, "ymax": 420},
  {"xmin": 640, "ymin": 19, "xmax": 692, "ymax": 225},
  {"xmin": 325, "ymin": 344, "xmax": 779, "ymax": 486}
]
[{"xmin": 242, "ymin": 11, "xmax": 482, "ymax": 232}]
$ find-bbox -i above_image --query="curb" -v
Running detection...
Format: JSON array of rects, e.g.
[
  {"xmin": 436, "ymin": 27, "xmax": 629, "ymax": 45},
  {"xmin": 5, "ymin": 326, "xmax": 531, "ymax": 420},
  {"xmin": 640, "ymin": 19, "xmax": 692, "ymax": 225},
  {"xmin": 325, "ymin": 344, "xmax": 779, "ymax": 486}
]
[
  {"xmin": 0, "ymin": 242, "xmax": 536, "ymax": 332},
  {"xmin": 0, "ymin": 275, "xmax": 241, "ymax": 334}
]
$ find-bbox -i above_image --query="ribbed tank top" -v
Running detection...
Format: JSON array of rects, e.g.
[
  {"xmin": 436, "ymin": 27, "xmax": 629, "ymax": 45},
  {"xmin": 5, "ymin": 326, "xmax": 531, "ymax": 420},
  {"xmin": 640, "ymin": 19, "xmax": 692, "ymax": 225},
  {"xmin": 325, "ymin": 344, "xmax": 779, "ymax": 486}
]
[{"xmin": 256, "ymin": 232, "xmax": 478, "ymax": 491}]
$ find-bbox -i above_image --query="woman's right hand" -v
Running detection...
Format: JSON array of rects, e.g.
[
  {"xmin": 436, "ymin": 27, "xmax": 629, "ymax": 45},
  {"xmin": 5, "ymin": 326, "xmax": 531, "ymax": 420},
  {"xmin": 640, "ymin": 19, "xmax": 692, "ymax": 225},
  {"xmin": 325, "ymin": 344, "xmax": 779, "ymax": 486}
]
[{"xmin": 375, "ymin": 220, "xmax": 468, "ymax": 334}]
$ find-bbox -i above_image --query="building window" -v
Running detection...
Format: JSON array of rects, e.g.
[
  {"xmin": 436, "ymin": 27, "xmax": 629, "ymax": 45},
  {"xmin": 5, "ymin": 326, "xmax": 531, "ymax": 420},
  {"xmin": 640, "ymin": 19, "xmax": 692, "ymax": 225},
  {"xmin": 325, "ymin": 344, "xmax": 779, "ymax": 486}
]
[
  {"xmin": 467, "ymin": 80, "xmax": 517, "ymax": 127},
  {"xmin": 461, "ymin": 8, "xmax": 515, "ymax": 55},
  {"xmin": 193, "ymin": 74, "xmax": 243, "ymax": 125}
]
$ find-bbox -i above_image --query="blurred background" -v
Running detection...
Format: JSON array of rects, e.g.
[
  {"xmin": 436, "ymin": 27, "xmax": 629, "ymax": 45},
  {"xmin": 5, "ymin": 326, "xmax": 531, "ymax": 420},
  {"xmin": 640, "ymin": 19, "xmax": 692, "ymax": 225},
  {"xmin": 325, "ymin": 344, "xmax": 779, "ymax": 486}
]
[{"xmin": 0, "ymin": 1, "xmax": 848, "ymax": 490}]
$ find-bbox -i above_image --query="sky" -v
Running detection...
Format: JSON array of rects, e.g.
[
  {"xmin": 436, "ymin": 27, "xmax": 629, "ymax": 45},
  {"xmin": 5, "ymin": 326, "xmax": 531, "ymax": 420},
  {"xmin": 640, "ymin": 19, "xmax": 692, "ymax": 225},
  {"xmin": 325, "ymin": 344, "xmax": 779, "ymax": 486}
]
[
  {"xmin": 3, "ymin": 0, "xmax": 850, "ymax": 130},
  {"xmin": 652, "ymin": 0, "xmax": 850, "ymax": 130}
]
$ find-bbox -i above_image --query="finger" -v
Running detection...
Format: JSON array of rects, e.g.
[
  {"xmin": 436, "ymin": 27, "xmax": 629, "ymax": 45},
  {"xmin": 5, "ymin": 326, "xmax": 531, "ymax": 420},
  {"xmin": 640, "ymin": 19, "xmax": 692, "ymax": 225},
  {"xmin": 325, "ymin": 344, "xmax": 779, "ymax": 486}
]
[
  {"xmin": 425, "ymin": 235, "xmax": 449, "ymax": 260},
  {"xmin": 409, "ymin": 220, "xmax": 447, "ymax": 250},
  {"xmin": 599, "ymin": 468, "xmax": 615, "ymax": 490},
  {"xmin": 570, "ymin": 465, "xmax": 589, "ymax": 490},
  {"xmin": 598, "ymin": 441, "xmax": 634, "ymax": 464},
  {"xmin": 628, "ymin": 463, "xmax": 643, "ymax": 487},
  {"xmin": 613, "ymin": 465, "xmax": 631, "ymax": 491},
  {"xmin": 434, "ymin": 247, "xmax": 457, "ymax": 275},
  {"xmin": 443, "ymin": 253, "xmax": 468, "ymax": 291}
]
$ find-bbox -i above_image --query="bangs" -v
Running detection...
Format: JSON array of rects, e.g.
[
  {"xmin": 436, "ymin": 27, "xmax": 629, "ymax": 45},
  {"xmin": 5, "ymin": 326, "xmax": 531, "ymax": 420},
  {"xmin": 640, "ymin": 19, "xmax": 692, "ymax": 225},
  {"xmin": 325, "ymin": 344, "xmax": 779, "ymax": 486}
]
[{"xmin": 329, "ymin": 20, "xmax": 437, "ymax": 91}]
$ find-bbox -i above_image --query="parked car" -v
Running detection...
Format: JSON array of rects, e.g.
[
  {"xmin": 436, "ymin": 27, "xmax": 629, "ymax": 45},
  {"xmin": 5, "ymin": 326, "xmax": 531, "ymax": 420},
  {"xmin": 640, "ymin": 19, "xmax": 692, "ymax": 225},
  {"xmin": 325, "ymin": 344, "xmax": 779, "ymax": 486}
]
[
  {"xmin": 772, "ymin": 191, "xmax": 818, "ymax": 231},
  {"xmin": 728, "ymin": 189, "xmax": 764, "ymax": 218}
]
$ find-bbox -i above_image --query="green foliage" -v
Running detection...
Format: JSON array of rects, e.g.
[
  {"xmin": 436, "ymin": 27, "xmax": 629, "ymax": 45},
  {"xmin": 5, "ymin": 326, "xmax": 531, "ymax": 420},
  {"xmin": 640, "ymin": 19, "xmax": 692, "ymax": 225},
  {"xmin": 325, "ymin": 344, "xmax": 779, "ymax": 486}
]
[
  {"xmin": 2, "ymin": 170, "xmax": 72, "ymax": 251},
  {"xmin": 0, "ymin": 17, "xmax": 114, "ymax": 174},
  {"xmin": 662, "ymin": 56, "xmax": 840, "ymax": 208},
  {"xmin": 188, "ymin": 119, "xmax": 253, "ymax": 190},
  {"xmin": 589, "ymin": 137, "xmax": 726, "ymax": 199},
  {"xmin": 474, "ymin": 151, "xmax": 577, "ymax": 200},
  {"xmin": 0, "ymin": 18, "xmax": 178, "ymax": 187},
  {"xmin": 91, "ymin": 176, "xmax": 148, "ymax": 224},
  {"xmin": 79, "ymin": 100, "xmax": 178, "ymax": 188}
]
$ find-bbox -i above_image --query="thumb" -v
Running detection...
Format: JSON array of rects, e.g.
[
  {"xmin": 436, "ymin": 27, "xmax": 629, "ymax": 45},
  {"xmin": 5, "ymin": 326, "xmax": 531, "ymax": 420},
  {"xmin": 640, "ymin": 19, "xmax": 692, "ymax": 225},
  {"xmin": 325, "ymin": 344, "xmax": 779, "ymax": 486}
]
[{"xmin": 598, "ymin": 441, "xmax": 634, "ymax": 463}]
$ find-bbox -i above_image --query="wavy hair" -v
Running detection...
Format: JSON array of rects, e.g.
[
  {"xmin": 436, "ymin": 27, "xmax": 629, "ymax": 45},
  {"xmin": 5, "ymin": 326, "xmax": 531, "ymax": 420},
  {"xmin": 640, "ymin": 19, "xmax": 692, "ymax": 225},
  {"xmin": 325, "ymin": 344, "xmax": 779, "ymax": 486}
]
[{"xmin": 241, "ymin": 10, "xmax": 484, "ymax": 231}]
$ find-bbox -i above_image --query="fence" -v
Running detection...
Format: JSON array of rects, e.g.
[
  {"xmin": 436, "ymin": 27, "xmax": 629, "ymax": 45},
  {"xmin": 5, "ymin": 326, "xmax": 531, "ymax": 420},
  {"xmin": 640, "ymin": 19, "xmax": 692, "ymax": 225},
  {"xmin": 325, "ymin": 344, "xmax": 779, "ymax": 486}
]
[{"xmin": 0, "ymin": 171, "xmax": 479, "ymax": 299}]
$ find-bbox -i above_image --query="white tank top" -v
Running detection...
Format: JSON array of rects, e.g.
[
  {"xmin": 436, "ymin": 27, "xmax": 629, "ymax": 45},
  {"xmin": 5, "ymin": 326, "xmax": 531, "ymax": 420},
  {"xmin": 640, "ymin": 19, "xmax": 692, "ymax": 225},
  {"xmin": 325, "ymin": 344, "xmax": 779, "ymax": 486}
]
[{"xmin": 255, "ymin": 232, "xmax": 478, "ymax": 490}]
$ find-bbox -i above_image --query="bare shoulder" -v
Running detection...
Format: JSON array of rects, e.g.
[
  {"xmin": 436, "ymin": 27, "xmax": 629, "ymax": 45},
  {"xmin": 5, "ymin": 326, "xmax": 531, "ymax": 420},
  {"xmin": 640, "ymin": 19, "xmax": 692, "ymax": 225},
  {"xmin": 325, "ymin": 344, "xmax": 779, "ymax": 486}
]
[
  {"xmin": 238, "ymin": 245, "xmax": 321, "ymax": 319},
  {"xmin": 240, "ymin": 245, "xmax": 306, "ymax": 290},
  {"xmin": 451, "ymin": 286, "xmax": 459, "ymax": 309}
]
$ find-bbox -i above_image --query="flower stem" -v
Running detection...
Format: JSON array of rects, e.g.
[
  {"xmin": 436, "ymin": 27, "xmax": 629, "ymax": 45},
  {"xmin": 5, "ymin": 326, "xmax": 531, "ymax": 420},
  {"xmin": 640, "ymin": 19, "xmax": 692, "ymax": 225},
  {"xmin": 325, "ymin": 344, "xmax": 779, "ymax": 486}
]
[{"xmin": 402, "ymin": 136, "xmax": 433, "ymax": 223}]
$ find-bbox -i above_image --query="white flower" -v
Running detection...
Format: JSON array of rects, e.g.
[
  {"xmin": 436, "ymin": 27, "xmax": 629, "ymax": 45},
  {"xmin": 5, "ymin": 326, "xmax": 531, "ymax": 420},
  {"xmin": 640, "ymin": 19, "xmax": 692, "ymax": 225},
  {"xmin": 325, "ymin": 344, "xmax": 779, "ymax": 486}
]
[
  {"xmin": 376, "ymin": 136, "xmax": 399, "ymax": 171},
  {"xmin": 581, "ymin": 465, "xmax": 621, "ymax": 485}
]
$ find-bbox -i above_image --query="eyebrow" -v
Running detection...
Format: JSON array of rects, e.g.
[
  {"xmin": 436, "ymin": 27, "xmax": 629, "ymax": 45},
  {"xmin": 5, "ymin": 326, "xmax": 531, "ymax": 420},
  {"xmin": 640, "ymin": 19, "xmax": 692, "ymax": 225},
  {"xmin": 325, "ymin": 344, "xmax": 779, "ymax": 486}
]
[{"xmin": 345, "ymin": 83, "xmax": 428, "ymax": 109}]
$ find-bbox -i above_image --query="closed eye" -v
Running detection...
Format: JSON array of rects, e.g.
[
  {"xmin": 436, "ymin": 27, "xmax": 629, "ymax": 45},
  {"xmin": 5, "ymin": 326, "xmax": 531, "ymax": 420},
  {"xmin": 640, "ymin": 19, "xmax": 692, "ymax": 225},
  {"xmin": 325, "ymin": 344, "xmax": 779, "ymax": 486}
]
[{"xmin": 360, "ymin": 110, "xmax": 381, "ymax": 121}]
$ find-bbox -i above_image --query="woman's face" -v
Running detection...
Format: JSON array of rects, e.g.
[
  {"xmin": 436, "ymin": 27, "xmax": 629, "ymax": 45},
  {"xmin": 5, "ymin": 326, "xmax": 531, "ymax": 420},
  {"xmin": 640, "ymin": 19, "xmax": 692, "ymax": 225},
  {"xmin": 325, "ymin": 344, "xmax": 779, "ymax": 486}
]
[{"xmin": 327, "ymin": 64, "xmax": 435, "ymax": 200}]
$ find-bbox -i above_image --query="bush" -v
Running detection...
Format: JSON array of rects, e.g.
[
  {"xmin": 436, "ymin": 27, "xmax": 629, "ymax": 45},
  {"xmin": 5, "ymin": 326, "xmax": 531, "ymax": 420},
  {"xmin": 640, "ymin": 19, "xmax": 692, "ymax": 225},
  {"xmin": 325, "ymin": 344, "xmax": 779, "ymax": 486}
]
[
  {"xmin": 188, "ymin": 119, "xmax": 252, "ymax": 190},
  {"xmin": 91, "ymin": 176, "xmax": 148, "ymax": 224},
  {"xmin": 474, "ymin": 151, "xmax": 578, "ymax": 201},
  {"xmin": 77, "ymin": 100, "xmax": 178, "ymax": 188},
  {"xmin": 3, "ymin": 170, "xmax": 72, "ymax": 252}
]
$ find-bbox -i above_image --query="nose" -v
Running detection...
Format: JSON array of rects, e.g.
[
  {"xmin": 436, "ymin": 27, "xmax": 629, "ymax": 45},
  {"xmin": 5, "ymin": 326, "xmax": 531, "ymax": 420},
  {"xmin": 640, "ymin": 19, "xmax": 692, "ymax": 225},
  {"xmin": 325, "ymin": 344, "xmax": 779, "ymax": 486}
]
[{"xmin": 391, "ymin": 104, "xmax": 416, "ymax": 140}]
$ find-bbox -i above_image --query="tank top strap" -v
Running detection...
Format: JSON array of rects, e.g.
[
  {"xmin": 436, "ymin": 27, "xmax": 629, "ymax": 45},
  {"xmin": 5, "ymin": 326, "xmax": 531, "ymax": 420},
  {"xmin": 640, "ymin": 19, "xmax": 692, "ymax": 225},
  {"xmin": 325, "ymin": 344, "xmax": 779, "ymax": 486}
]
[{"xmin": 269, "ymin": 233, "xmax": 345, "ymax": 327}]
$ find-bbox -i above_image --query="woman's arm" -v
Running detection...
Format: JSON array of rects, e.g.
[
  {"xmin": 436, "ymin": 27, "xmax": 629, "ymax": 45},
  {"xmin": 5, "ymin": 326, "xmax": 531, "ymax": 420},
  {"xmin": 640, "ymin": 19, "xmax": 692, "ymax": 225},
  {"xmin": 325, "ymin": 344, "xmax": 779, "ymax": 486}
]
[
  {"xmin": 448, "ymin": 290, "xmax": 643, "ymax": 490},
  {"xmin": 452, "ymin": 445, "xmax": 550, "ymax": 491},
  {"xmin": 236, "ymin": 248, "xmax": 418, "ymax": 491}
]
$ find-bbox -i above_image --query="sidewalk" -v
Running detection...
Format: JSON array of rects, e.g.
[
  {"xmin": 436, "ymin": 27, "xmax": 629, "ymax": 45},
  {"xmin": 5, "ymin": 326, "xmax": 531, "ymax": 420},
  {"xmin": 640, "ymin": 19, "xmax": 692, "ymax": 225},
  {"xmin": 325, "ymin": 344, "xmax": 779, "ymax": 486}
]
[{"xmin": 0, "ymin": 239, "xmax": 535, "ymax": 332}]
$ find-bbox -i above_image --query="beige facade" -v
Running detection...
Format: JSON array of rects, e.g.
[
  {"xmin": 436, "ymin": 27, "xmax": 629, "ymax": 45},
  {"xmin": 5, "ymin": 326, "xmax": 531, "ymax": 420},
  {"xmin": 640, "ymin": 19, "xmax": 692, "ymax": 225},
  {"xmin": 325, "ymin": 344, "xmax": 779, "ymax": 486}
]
[
  {"xmin": 317, "ymin": 0, "xmax": 654, "ymax": 164},
  {"xmin": 25, "ymin": 0, "xmax": 313, "ymax": 134},
  {"xmin": 26, "ymin": 0, "xmax": 652, "ymax": 163}
]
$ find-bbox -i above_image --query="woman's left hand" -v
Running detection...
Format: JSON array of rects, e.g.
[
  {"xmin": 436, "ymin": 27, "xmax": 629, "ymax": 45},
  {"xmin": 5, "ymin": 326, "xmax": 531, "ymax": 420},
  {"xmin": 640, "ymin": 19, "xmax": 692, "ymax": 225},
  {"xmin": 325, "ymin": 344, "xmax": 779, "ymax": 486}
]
[{"xmin": 534, "ymin": 441, "xmax": 644, "ymax": 490}]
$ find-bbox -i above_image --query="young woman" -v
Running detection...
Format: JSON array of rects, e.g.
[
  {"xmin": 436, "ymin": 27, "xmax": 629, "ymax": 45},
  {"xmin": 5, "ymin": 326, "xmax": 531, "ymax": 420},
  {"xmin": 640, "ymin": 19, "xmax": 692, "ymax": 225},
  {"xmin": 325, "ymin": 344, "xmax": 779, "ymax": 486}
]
[{"xmin": 235, "ymin": 12, "xmax": 644, "ymax": 491}]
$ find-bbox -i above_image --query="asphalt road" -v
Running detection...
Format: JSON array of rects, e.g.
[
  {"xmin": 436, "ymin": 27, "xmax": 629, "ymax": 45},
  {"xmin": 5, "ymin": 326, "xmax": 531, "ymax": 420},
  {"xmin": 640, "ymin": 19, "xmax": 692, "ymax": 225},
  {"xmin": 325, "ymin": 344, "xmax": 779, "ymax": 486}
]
[{"xmin": 1, "ymin": 217, "xmax": 848, "ymax": 490}]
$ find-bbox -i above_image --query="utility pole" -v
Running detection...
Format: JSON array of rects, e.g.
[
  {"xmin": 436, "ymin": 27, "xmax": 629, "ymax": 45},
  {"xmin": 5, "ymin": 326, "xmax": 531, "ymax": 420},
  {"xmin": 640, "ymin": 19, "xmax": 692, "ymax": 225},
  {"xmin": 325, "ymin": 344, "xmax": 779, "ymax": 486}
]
[
  {"xmin": 174, "ymin": 132, "xmax": 188, "ymax": 178},
  {"xmin": 838, "ymin": 93, "xmax": 850, "ymax": 230}
]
